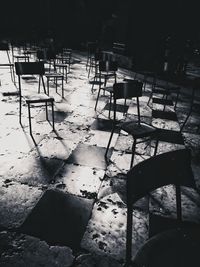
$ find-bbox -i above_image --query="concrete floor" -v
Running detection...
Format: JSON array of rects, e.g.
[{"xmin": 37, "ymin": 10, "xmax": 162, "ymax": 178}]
[{"xmin": 0, "ymin": 48, "xmax": 200, "ymax": 266}]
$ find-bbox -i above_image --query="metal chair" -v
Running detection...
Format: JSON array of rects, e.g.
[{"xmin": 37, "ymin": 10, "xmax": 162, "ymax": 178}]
[
  {"xmin": 105, "ymin": 81, "xmax": 158, "ymax": 168},
  {"xmin": 0, "ymin": 41, "xmax": 16, "ymax": 84},
  {"xmin": 14, "ymin": 55, "xmax": 30, "ymax": 62},
  {"xmin": 180, "ymin": 78, "xmax": 200, "ymax": 133},
  {"xmin": 37, "ymin": 49, "xmax": 64, "ymax": 98},
  {"xmin": 15, "ymin": 62, "xmax": 55, "ymax": 136},
  {"xmin": 132, "ymin": 226, "xmax": 200, "ymax": 267},
  {"xmin": 56, "ymin": 48, "xmax": 72, "ymax": 73},
  {"xmin": 125, "ymin": 148, "xmax": 197, "ymax": 266},
  {"xmin": 86, "ymin": 41, "xmax": 98, "ymax": 71},
  {"xmin": 94, "ymin": 60, "xmax": 118, "ymax": 111},
  {"xmin": 147, "ymin": 78, "xmax": 180, "ymax": 111},
  {"xmin": 88, "ymin": 49, "xmax": 115, "ymax": 79}
]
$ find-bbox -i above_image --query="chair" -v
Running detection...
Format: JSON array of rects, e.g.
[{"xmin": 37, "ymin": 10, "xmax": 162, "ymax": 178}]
[
  {"xmin": 132, "ymin": 227, "xmax": 200, "ymax": 267},
  {"xmin": 86, "ymin": 41, "xmax": 98, "ymax": 71},
  {"xmin": 0, "ymin": 41, "xmax": 16, "ymax": 84},
  {"xmin": 125, "ymin": 148, "xmax": 196, "ymax": 266},
  {"xmin": 15, "ymin": 62, "xmax": 55, "ymax": 135},
  {"xmin": 54, "ymin": 60, "xmax": 69, "ymax": 83},
  {"xmin": 180, "ymin": 79, "xmax": 200, "ymax": 133},
  {"xmin": 105, "ymin": 81, "xmax": 158, "ymax": 168},
  {"xmin": 88, "ymin": 49, "xmax": 101, "ymax": 79},
  {"xmin": 56, "ymin": 48, "xmax": 72, "ymax": 73},
  {"xmin": 45, "ymin": 72, "xmax": 64, "ymax": 98},
  {"xmin": 37, "ymin": 48, "xmax": 56, "ymax": 72},
  {"xmin": 14, "ymin": 55, "xmax": 30, "ymax": 62},
  {"xmin": 147, "ymin": 79, "xmax": 180, "ymax": 111},
  {"xmin": 94, "ymin": 60, "xmax": 118, "ymax": 111},
  {"xmin": 88, "ymin": 49, "xmax": 115, "ymax": 78},
  {"xmin": 37, "ymin": 49, "xmax": 64, "ymax": 98}
]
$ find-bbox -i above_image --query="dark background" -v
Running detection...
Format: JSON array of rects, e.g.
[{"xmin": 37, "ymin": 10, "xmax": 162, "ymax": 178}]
[{"xmin": 0, "ymin": 0, "xmax": 199, "ymax": 70}]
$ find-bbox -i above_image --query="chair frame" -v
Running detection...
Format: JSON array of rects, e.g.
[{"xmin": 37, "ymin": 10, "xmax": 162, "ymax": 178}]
[
  {"xmin": 15, "ymin": 61, "xmax": 55, "ymax": 135},
  {"xmin": 94, "ymin": 60, "xmax": 118, "ymax": 111},
  {"xmin": 105, "ymin": 81, "xmax": 158, "ymax": 168},
  {"xmin": 0, "ymin": 42, "xmax": 16, "ymax": 84},
  {"xmin": 180, "ymin": 81, "xmax": 200, "ymax": 133},
  {"xmin": 125, "ymin": 149, "xmax": 196, "ymax": 266}
]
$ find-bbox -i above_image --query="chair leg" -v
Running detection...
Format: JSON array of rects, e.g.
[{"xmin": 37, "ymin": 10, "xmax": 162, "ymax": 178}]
[
  {"xmin": 51, "ymin": 101, "xmax": 55, "ymax": 131},
  {"xmin": 174, "ymin": 91, "xmax": 180, "ymax": 110},
  {"xmin": 88, "ymin": 57, "xmax": 93, "ymax": 78},
  {"xmin": 143, "ymin": 76, "xmax": 146, "ymax": 91},
  {"xmin": 104, "ymin": 77, "xmax": 107, "ymax": 88},
  {"xmin": 130, "ymin": 139, "xmax": 137, "ymax": 169},
  {"xmin": 163, "ymin": 94, "xmax": 168, "ymax": 112},
  {"xmin": 86, "ymin": 55, "xmax": 89, "ymax": 70},
  {"xmin": 41, "ymin": 76, "xmax": 46, "ymax": 94},
  {"xmin": 125, "ymin": 203, "xmax": 133, "ymax": 266},
  {"xmin": 154, "ymin": 137, "xmax": 159, "ymax": 156},
  {"xmin": 11, "ymin": 65, "xmax": 16, "ymax": 84},
  {"xmin": 180, "ymin": 110, "xmax": 192, "ymax": 132},
  {"xmin": 28, "ymin": 103, "xmax": 32, "ymax": 135},
  {"xmin": 19, "ymin": 96, "xmax": 22, "ymax": 125},
  {"xmin": 175, "ymin": 185, "xmax": 182, "ymax": 222},
  {"xmin": 45, "ymin": 102, "xmax": 48, "ymax": 120},
  {"xmin": 108, "ymin": 93, "xmax": 112, "ymax": 119},
  {"xmin": 105, "ymin": 125, "xmax": 116, "ymax": 159},
  {"xmin": 62, "ymin": 77, "xmax": 64, "ymax": 98},
  {"xmin": 123, "ymin": 98, "xmax": 127, "ymax": 116},
  {"xmin": 47, "ymin": 78, "xmax": 49, "ymax": 96},
  {"xmin": 147, "ymin": 91, "xmax": 153, "ymax": 107},
  {"xmin": 65, "ymin": 67, "xmax": 68, "ymax": 83},
  {"xmin": 55, "ymin": 77, "xmax": 58, "ymax": 93},
  {"xmin": 91, "ymin": 76, "xmax": 96, "ymax": 93},
  {"xmin": 38, "ymin": 76, "xmax": 41, "ymax": 93},
  {"xmin": 94, "ymin": 87, "xmax": 101, "ymax": 111}
]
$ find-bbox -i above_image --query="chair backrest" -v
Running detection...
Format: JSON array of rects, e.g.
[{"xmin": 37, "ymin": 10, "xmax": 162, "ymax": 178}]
[
  {"xmin": 127, "ymin": 149, "xmax": 195, "ymax": 205},
  {"xmin": 15, "ymin": 62, "xmax": 45, "ymax": 75},
  {"xmin": 113, "ymin": 81, "xmax": 143, "ymax": 100},
  {"xmin": 99, "ymin": 60, "xmax": 118, "ymax": 72},
  {"xmin": 112, "ymin": 81, "xmax": 143, "ymax": 122},
  {"xmin": 125, "ymin": 148, "xmax": 196, "ymax": 266}
]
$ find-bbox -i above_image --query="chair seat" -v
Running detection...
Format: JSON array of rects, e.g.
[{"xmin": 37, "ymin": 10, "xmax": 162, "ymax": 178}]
[
  {"xmin": 55, "ymin": 63, "xmax": 68, "ymax": 68},
  {"xmin": 0, "ymin": 63, "xmax": 13, "ymax": 67},
  {"xmin": 14, "ymin": 55, "xmax": 29, "ymax": 58},
  {"xmin": 101, "ymin": 72, "xmax": 116, "ymax": 77},
  {"xmin": 104, "ymin": 86, "xmax": 113, "ymax": 93},
  {"xmin": 164, "ymin": 86, "xmax": 180, "ymax": 92},
  {"xmin": 25, "ymin": 94, "xmax": 54, "ymax": 104},
  {"xmin": 133, "ymin": 227, "xmax": 200, "ymax": 267},
  {"xmin": 56, "ymin": 56, "xmax": 70, "ymax": 61},
  {"xmin": 45, "ymin": 72, "xmax": 64, "ymax": 78},
  {"xmin": 89, "ymin": 80, "xmax": 103, "ymax": 85},
  {"xmin": 120, "ymin": 121, "xmax": 157, "ymax": 138},
  {"xmin": 153, "ymin": 88, "xmax": 171, "ymax": 95}
]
